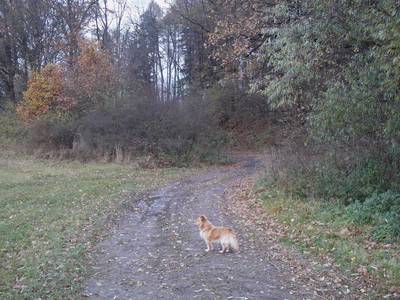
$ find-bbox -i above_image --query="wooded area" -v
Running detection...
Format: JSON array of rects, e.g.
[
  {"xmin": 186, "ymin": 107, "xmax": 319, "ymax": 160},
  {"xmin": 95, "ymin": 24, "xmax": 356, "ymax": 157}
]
[
  {"xmin": 0, "ymin": 0, "xmax": 399, "ymax": 236},
  {"xmin": 0, "ymin": 1, "xmax": 399, "ymax": 298}
]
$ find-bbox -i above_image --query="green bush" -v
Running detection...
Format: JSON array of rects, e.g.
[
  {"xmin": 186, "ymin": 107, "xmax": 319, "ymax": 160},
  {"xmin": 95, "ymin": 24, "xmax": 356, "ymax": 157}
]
[
  {"xmin": 311, "ymin": 155, "xmax": 391, "ymax": 203},
  {"xmin": 347, "ymin": 191, "xmax": 400, "ymax": 242},
  {"xmin": 265, "ymin": 145, "xmax": 393, "ymax": 203}
]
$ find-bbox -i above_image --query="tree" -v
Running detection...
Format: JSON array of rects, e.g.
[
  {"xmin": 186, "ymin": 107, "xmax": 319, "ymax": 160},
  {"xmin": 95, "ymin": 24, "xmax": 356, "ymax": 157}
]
[
  {"xmin": 17, "ymin": 64, "xmax": 74, "ymax": 122},
  {"xmin": 0, "ymin": 0, "xmax": 19, "ymax": 102},
  {"xmin": 122, "ymin": 1, "xmax": 163, "ymax": 100},
  {"xmin": 0, "ymin": 0, "xmax": 66, "ymax": 105},
  {"xmin": 208, "ymin": 0, "xmax": 271, "ymax": 71},
  {"xmin": 50, "ymin": 0, "xmax": 97, "ymax": 65},
  {"xmin": 17, "ymin": 40, "xmax": 115, "ymax": 123},
  {"xmin": 66, "ymin": 40, "xmax": 116, "ymax": 112},
  {"xmin": 171, "ymin": 0, "xmax": 219, "ymax": 89}
]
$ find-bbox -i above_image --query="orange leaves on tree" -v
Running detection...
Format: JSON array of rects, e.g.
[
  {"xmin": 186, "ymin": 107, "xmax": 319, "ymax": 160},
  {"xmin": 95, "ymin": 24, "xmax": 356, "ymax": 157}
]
[
  {"xmin": 68, "ymin": 41, "xmax": 115, "ymax": 110},
  {"xmin": 17, "ymin": 40, "xmax": 115, "ymax": 123},
  {"xmin": 17, "ymin": 65, "xmax": 76, "ymax": 123}
]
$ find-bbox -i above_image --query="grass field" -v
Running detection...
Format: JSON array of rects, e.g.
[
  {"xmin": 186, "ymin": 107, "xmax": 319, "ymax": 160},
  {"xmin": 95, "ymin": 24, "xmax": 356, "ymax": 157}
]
[{"xmin": 0, "ymin": 155, "xmax": 197, "ymax": 299}]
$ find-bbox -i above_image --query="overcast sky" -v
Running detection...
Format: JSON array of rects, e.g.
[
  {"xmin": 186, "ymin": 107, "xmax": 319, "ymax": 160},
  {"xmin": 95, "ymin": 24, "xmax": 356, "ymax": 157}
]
[
  {"xmin": 136, "ymin": 0, "xmax": 170, "ymax": 10},
  {"xmin": 122, "ymin": 0, "xmax": 170, "ymax": 18},
  {"xmin": 104, "ymin": 0, "xmax": 171, "ymax": 28}
]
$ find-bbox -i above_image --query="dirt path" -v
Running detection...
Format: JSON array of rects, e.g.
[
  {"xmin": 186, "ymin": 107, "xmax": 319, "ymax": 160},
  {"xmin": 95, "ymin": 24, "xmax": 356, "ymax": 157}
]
[{"xmin": 84, "ymin": 157, "xmax": 348, "ymax": 299}]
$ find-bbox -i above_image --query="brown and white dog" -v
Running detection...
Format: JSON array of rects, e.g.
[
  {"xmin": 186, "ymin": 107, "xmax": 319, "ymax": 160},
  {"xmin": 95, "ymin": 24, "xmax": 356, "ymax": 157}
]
[{"xmin": 195, "ymin": 215, "xmax": 239, "ymax": 253}]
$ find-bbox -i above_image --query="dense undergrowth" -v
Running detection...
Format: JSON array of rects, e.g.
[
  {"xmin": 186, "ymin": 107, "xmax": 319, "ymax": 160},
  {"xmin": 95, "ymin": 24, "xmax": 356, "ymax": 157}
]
[
  {"xmin": 263, "ymin": 143, "xmax": 400, "ymax": 243},
  {"xmin": 1, "ymin": 97, "xmax": 229, "ymax": 166},
  {"xmin": 254, "ymin": 129, "xmax": 400, "ymax": 295},
  {"xmin": 0, "ymin": 80, "xmax": 271, "ymax": 166}
]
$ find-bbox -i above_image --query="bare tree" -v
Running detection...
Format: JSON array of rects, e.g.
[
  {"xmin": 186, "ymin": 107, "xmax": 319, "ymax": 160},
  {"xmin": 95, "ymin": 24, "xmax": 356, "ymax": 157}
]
[
  {"xmin": 50, "ymin": 0, "xmax": 97, "ymax": 65},
  {"xmin": 0, "ymin": 0, "xmax": 62, "ymax": 103}
]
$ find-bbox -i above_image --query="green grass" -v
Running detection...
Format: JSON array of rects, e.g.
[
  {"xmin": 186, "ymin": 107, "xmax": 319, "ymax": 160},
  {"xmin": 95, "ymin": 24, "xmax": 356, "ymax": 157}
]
[
  {"xmin": 256, "ymin": 185, "xmax": 400, "ymax": 296},
  {"xmin": 0, "ymin": 155, "xmax": 197, "ymax": 299}
]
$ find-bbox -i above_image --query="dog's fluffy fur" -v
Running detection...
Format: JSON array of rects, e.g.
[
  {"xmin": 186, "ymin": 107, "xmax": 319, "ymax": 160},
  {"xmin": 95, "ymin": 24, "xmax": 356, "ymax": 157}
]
[{"xmin": 195, "ymin": 215, "xmax": 239, "ymax": 253}]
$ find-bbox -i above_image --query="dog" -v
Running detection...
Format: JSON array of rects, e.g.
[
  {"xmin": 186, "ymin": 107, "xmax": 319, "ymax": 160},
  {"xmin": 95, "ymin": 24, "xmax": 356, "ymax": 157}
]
[{"xmin": 195, "ymin": 215, "xmax": 239, "ymax": 253}]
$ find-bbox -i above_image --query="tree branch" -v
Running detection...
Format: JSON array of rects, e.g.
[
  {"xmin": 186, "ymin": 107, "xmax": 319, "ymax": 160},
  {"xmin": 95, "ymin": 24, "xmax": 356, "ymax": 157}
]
[{"xmin": 176, "ymin": 11, "xmax": 210, "ymax": 33}]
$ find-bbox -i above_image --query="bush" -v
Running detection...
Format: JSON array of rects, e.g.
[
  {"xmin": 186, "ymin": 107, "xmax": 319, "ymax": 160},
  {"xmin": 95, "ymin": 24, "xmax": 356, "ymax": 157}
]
[
  {"xmin": 18, "ymin": 89, "xmax": 229, "ymax": 164},
  {"xmin": 311, "ymin": 154, "xmax": 391, "ymax": 203},
  {"xmin": 26, "ymin": 119, "xmax": 74, "ymax": 150},
  {"xmin": 70, "ymin": 95, "xmax": 227, "ymax": 164},
  {"xmin": 209, "ymin": 80, "xmax": 269, "ymax": 128},
  {"xmin": 17, "ymin": 65, "xmax": 75, "ymax": 123},
  {"xmin": 266, "ymin": 139, "xmax": 398, "ymax": 202},
  {"xmin": 347, "ymin": 191, "xmax": 400, "ymax": 242},
  {"xmin": 263, "ymin": 143, "xmax": 400, "ymax": 242}
]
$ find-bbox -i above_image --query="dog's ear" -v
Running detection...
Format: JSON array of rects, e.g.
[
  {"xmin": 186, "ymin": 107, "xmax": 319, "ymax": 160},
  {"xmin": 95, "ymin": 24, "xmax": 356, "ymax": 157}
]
[{"xmin": 200, "ymin": 215, "xmax": 206, "ymax": 222}]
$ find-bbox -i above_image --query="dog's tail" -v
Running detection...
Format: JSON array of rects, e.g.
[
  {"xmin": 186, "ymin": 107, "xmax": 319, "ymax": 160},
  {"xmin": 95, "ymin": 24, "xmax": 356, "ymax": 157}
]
[{"xmin": 228, "ymin": 234, "xmax": 239, "ymax": 251}]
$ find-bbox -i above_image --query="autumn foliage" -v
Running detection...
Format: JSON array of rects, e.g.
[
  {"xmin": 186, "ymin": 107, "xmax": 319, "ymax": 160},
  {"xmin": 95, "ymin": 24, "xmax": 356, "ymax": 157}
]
[
  {"xmin": 67, "ymin": 41, "xmax": 116, "ymax": 111},
  {"xmin": 207, "ymin": 0, "xmax": 267, "ymax": 67},
  {"xmin": 17, "ymin": 41, "xmax": 115, "ymax": 123},
  {"xmin": 17, "ymin": 65, "xmax": 75, "ymax": 123}
]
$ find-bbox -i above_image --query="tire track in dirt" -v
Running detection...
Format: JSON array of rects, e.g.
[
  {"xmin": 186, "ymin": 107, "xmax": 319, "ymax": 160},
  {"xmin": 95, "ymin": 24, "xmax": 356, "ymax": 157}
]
[{"xmin": 84, "ymin": 157, "xmax": 335, "ymax": 299}]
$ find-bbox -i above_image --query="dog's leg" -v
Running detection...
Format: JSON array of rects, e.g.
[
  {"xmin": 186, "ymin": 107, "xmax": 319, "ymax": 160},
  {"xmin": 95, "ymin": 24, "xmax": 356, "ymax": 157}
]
[
  {"xmin": 205, "ymin": 240, "xmax": 211, "ymax": 252},
  {"xmin": 220, "ymin": 242, "xmax": 227, "ymax": 253}
]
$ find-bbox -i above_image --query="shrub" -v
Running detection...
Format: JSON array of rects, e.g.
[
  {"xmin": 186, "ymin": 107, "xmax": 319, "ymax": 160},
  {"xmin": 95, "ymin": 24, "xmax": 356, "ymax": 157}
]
[
  {"xmin": 17, "ymin": 65, "xmax": 75, "ymax": 123},
  {"xmin": 26, "ymin": 119, "xmax": 74, "ymax": 150},
  {"xmin": 209, "ymin": 80, "xmax": 269, "ymax": 128},
  {"xmin": 19, "ymin": 90, "xmax": 229, "ymax": 164},
  {"xmin": 347, "ymin": 191, "xmax": 400, "ymax": 242},
  {"xmin": 266, "ymin": 139, "xmax": 398, "ymax": 202},
  {"xmin": 311, "ymin": 154, "xmax": 391, "ymax": 203},
  {"xmin": 263, "ymin": 143, "xmax": 400, "ymax": 242},
  {"xmin": 71, "ymin": 95, "xmax": 227, "ymax": 164}
]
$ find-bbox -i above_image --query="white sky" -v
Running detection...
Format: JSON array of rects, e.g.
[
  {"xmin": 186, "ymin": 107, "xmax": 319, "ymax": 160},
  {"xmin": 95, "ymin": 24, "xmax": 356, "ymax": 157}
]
[
  {"xmin": 134, "ymin": 0, "xmax": 170, "ymax": 11},
  {"xmin": 120, "ymin": 0, "xmax": 170, "ymax": 20},
  {"xmin": 103, "ymin": 0, "xmax": 171, "ymax": 29}
]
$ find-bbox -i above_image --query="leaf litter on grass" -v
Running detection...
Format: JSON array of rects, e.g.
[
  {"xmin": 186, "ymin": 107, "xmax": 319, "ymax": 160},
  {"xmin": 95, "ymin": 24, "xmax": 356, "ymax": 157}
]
[
  {"xmin": 0, "ymin": 157, "xmax": 200, "ymax": 299},
  {"xmin": 223, "ymin": 177, "xmax": 389, "ymax": 299}
]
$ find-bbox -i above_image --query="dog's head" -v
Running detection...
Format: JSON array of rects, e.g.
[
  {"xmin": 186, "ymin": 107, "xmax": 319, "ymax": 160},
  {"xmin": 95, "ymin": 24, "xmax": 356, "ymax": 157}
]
[{"xmin": 195, "ymin": 215, "xmax": 207, "ymax": 226}]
